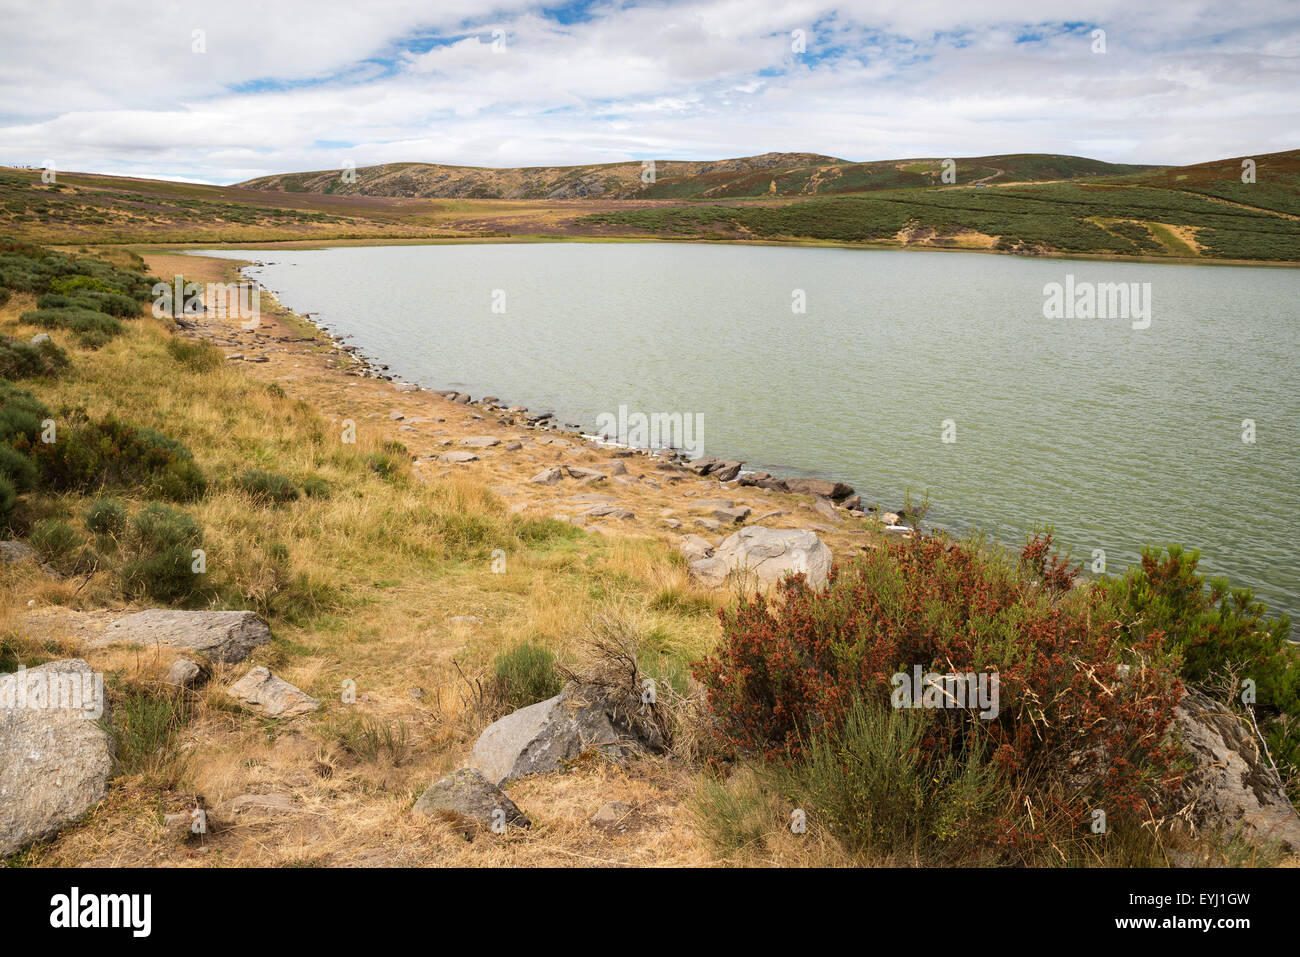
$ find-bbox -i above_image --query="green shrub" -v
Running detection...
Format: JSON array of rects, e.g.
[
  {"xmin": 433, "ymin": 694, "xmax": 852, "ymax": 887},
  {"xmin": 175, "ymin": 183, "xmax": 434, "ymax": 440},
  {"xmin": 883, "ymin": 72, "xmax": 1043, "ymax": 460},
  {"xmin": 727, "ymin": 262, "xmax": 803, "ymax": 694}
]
[
  {"xmin": 1104, "ymin": 544, "xmax": 1300, "ymax": 801},
  {"xmin": 29, "ymin": 518, "xmax": 87, "ymax": 573},
  {"xmin": 19, "ymin": 306, "xmax": 124, "ymax": 346},
  {"xmin": 0, "ymin": 476, "xmax": 15, "ymax": 525},
  {"xmin": 0, "ymin": 444, "xmax": 37, "ymax": 492},
  {"xmin": 0, "ymin": 334, "xmax": 68, "ymax": 379},
  {"xmin": 235, "ymin": 468, "xmax": 300, "ymax": 505},
  {"xmin": 0, "ymin": 381, "xmax": 50, "ymax": 444},
  {"xmin": 0, "ymin": 287, "xmax": 10, "ymax": 307},
  {"xmin": 299, "ymin": 475, "xmax": 330, "ymax": 498},
  {"xmin": 119, "ymin": 503, "xmax": 205, "ymax": 603},
  {"xmin": 492, "ymin": 642, "xmax": 562, "ymax": 709},
  {"xmin": 165, "ymin": 337, "xmax": 222, "ymax": 372},
  {"xmin": 84, "ymin": 497, "xmax": 128, "ymax": 537},
  {"xmin": 107, "ymin": 682, "xmax": 194, "ymax": 788},
  {"xmin": 37, "ymin": 290, "xmax": 139, "ymax": 317},
  {"xmin": 29, "ymin": 415, "xmax": 206, "ymax": 501},
  {"xmin": 328, "ymin": 714, "xmax": 410, "ymax": 764}
]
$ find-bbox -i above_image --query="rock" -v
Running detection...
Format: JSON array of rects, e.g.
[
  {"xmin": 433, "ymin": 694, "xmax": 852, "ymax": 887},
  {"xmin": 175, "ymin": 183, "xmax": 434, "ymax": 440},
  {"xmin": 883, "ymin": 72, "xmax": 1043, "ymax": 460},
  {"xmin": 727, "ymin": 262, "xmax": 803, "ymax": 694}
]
[
  {"xmin": 812, "ymin": 499, "xmax": 842, "ymax": 523},
  {"xmin": 503, "ymin": 441, "xmax": 523, "ymax": 451},
  {"xmin": 589, "ymin": 800, "xmax": 633, "ymax": 830},
  {"xmin": 696, "ymin": 517, "xmax": 723, "ymax": 532},
  {"xmin": 1173, "ymin": 688, "xmax": 1300, "ymax": 852},
  {"xmin": 582, "ymin": 504, "xmax": 634, "ymax": 520},
  {"xmin": 565, "ymin": 466, "xmax": 607, "ymax": 482},
  {"xmin": 459, "ymin": 436, "xmax": 500, "ymax": 448},
  {"xmin": 568, "ymin": 494, "xmax": 615, "ymax": 503},
  {"xmin": 678, "ymin": 534, "xmax": 715, "ymax": 562},
  {"xmin": 440, "ymin": 451, "xmax": 479, "ymax": 464},
  {"xmin": 784, "ymin": 478, "xmax": 855, "ymax": 501},
  {"xmin": 163, "ymin": 658, "xmax": 207, "ymax": 690},
  {"xmin": 448, "ymin": 615, "xmax": 483, "ymax": 626},
  {"xmin": 605, "ymin": 460, "xmax": 629, "ymax": 476},
  {"xmin": 529, "ymin": 467, "xmax": 565, "ymax": 485},
  {"xmin": 388, "ymin": 411, "xmax": 405, "ymax": 421},
  {"xmin": 662, "ymin": 518, "xmax": 682, "ymax": 529},
  {"xmin": 686, "ymin": 458, "xmax": 720, "ymax": 475},
  {"xmin": 688, "ymin": 526, "xmax": 834, "ymax": 591},
  {"xmin": 0, "ymin": 659, "xmax": 115, "ymax": 856},
  {"xmin": 842, "ymin": 494, "xmax": 862, "ymax": 511},
  {"xmin": 736, "ymin": 471, "xmax": 770, "ymax": 487},
  {"xmin": 413, "ymin": 768, "xmax": 530, "ymax": 831},
  {"xmin": 711, "ymin": 461, "xmax": 743, "ymax": 482},
  {"xmin": 29, "ymin": 333, "xmax": 52, "ymax": 347},
  {"xmin": 0, "ymin": 541, "xmax": 39, "ymax": 565},
  {"xmin": 221, "ymin": 793, "xmax": 297, "ymax": 818},
  {"xmin": 713, "ymin": 505, "xmax": 752, "ymax": 525},
  {"xmin": 226, "ymin": 667, "xmax": 319, "ymax": 718},
  {"xmin": 96, "ymin": 610, "xmax": 271, "ymax": 664},
  {"xmin": 884, "ymin": 525, "xmax": 913, "ymax": 539},
  {"xmin": 408, "ymin": 687, "xmax": 426, "ymax": 701},
  {"xmin": 880, "ymin": 511, "xmax": 901, "ymax": 526},
  {"xmin": 470, "ymin": 681, "xmax": 665, "ymax": 786}
]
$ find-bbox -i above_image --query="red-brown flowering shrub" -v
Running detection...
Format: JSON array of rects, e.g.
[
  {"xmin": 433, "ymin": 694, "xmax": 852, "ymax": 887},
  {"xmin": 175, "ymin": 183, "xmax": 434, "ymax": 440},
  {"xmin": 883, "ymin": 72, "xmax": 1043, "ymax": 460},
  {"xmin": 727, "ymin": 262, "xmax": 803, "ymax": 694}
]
[{"xmin": 694, "ymin": 535, "xmax": 1185, "ymax": 854}]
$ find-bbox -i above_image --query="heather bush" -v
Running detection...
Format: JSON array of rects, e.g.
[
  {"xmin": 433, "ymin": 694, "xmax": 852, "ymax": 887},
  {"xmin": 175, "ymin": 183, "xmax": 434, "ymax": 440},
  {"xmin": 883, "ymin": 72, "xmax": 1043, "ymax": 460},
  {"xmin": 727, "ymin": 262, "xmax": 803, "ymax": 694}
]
[
  {"xmin": 694, "ymin": 534, "xmax": 1185, "ymax": 860},
  {"xmin": 29, "ymin": 518, "xmax": 88, "ymax": 574},
  {"xmin": 28, "ymin": 414, "xmax": 206, "ymax": 502},
  {"xmin": 0, "ymin": 334, "xmax": 68, "ymax": 379},
  {"xmin": 84, "ymin": 496, "xmax": 128, "ymax": 538},
  {"xmin": 19, "ymin": 306, "xmax": 124, "ymax": 347},
  {"xmin": 0, "ymin": 381, "xmax": 50, "ymax": 444}
]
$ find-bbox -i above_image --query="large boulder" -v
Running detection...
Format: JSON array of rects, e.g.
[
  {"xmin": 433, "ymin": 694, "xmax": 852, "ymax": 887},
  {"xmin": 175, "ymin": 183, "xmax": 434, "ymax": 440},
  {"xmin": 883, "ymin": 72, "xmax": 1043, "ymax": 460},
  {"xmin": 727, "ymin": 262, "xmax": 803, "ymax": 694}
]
[
  {"xmin": 1174, "ymin": 688, "xmax": 1300, "ymax": 852},
  {"xmin": 226, "ymin": 667, "xmax": 319, "ymax": 718},
  {"xmin": 471, "ymin": 681, "xmax": 665, "ymax": 786},
  {"xmin": 688, "ymin": 526, "xmax": 833, "ymax": 591},
  {"xmin": 94, "ymin": 610, "xmax": 271, "ymax": 664},
  {"xmin": 784, "ymin": 477, "xmax": 854, "ymax": 501},
  {"xmin": 413, "ymin": 768, "xmax": 530, "ymax": 831},
  {"xmin": 0, "ymin": 659, "xmax": 115, "ymax": 856}
]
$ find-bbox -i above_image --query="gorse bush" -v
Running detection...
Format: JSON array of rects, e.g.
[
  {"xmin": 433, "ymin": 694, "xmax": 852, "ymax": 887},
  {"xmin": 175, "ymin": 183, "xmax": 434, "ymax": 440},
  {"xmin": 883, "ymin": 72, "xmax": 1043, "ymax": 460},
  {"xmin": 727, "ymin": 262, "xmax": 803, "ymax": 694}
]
[
  {"xmin": 37, "ymin": 290, "xmax": 140, "ymax": 318},
  {"xmin": 0, "ymin": 334, "xmax": 68, "ymax": 379},
  {"xmin": 19, "ymin": 306, "xmax": 124, "ymax": 348},
  {"xmin": 118, "ymin": 503, "xmax": 205, "ymax": 603},
  {"xmin": 234, "ymin": 468, "xmax": 300, "ymax": 505},
  {"xmin": 84, "ymin": 496, "xmax": 128, "ymax": 538},
  {"xmin": 1103, "ymin": 544, "xmax": 1300, "ymax": 800},
  {"xmin": 26, "ymin": 414, "xmax": 206, "ymax": 501},
  {"xmin": 164, "ymin": 336, "xmax": 222, "ymax": 372},
  {"xmin": 694, "ymin": 535, "xmax": 1185, "ymax": 859}
]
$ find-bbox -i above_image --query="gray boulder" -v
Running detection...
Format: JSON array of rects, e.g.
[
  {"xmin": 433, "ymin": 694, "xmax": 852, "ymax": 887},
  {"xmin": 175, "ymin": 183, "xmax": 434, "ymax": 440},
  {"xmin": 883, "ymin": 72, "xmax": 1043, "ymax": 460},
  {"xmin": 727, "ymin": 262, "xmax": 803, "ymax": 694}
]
[
  {"xmin": 688, "ymin": 526, "xmax": 833, "ymax": 591},
  {"xmin": 226, "ymin": 667, "xmax": 319, "ymax": 718},
  {"xmin": 1174, "ymin": 688, "xmax": 1300, "ymax": 852},
  {"xmin": 529, "ymin": 467, "xmax": 564, "ymax": 485},
  {"xmin": 414, "ymin": 768, "xmax": 530, "ymax": 831},
  {"xmin": 164, "ymin": 658, "xmax": 207, "ymax": 690},
  {"xmin": 471, "ymin": 681, "xmax": 665, "ymax": 786},
  {"xmin": 0, "ymin": 659, "xmax": 115, "ymax": 856},
  {"xmin": 0, "ymin": 541, "xmax": 39, "ymax": 566},
  {"xmin": 95, "ymin": 610, "xmax": 271, "ymax": 664},
  {"xmin": 784, "ymin": 477, "xmax": 854, "ymax": 501}
]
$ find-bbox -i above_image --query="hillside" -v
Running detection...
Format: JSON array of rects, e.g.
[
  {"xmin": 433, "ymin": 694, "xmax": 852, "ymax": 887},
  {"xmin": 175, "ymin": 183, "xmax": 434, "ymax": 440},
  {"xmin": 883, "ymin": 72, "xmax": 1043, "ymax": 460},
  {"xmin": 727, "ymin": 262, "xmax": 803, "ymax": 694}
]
[{"xmin": 236, "ymin": 152, "xmax": 1151, "ymax": 201}]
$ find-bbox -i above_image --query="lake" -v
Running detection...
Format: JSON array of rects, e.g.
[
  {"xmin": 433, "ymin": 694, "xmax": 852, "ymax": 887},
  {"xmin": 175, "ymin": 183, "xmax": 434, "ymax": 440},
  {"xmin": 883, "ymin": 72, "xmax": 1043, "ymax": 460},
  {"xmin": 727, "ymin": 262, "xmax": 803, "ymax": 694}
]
[{"xmin": 195, "ymin": 242, "xmax": 1300, "ymax": 625}]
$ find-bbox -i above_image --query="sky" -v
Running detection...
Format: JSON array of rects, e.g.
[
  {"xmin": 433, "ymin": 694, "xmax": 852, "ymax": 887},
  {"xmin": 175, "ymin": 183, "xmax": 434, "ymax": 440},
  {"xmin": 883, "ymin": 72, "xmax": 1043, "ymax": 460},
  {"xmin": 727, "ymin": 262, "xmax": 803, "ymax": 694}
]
[{"xmin": 1, "ymin": 0, "xmax": 1298, "ymax": 184}]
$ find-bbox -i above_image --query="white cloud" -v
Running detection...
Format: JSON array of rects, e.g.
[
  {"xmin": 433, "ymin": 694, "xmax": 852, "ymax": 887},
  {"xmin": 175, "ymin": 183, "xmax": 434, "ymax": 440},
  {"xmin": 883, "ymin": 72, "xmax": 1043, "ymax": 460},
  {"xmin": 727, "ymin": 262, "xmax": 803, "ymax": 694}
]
[{"xmin": 0, "ymin": 0, "xmax": 1296, "ymax": 182}]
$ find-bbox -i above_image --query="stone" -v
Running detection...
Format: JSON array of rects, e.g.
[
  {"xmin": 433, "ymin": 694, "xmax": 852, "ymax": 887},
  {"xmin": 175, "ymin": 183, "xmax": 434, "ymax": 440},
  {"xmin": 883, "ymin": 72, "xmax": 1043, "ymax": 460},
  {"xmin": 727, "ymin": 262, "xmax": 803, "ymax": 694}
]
[
  {"xmin": 711, "ymin": 461, "xmax": 743, "ymax": 482},
  {"xmin": 678, "ymin": 534, "xmax": 715, "ymax": 562},
  {"xmin": 389, "ymin": 411, "xmax": 405, "ymax": 421},
  {"xmin": 413, "ymin": 768, "xmax": 530, "ymax": 830},
  {"xmin": 503, "ymin": 441, "xmax": 523, "ymax": 451},
  {"xmin": 662, "ymin": 518, "xmax": 682, "ymax": 529},
  {"xmin": 688, "ymin": 526, "xmax": 834, "ymax": 591},
  {"xmin": 226, "ymin": 667, "xmax": 319, "ymax": 718},
  {"xmin": 163, "ymin": 658, "xmax": 206, "ymax": 690},
  {"xmin": 448, "ymin": 615, "xmax": 483, "ymax": 626},
  {"xmin": 0, "ymin": 659, "xmax": 115, "ymax": 856},
  {"xmin": 459, "ymin": 436, "xmax": 501, "ymax": 448},
  {"xmin": 221, "ymin": 792, "xmax": 298, "ymax": 818},
  {"xmin": 1173, "ymin": 688, "xmax": 1300, "ymax": 852},
  {"xmin": 440, "ymin": 451, "xmax": 479, "ymax": 464},
  {"xmin": 713, "ymin": 505, "xmax": 752, "ymax": 524},
  {"xmin": 582, "ymin": 504, "xmax": 634, "ymax": 520},
  {"xmin": 812, "ymin": 498, "xmax": 842, "ymax": 523},
  {"xmin": 785, "ymin": 478, "xmax": 855, "ymax": 501},
  {"xmin": 881, "ymin": 511, "xmax": 902, "ymax": 526},
  {"xmin": 529, "ymin": 467, "xmax": 564, "ymax": 485},
  {"xmin": 686, "ymin": 458, "xmax": 720, "ymax": 475},
  {"xmin": 589, "ymin": 800, "xmax": 633, "ymax": 830},
  {"xmin": 565, "ymin": 466, "xmax": 607, "ymax": 482},
  {"xmin": 605, "ymin": 460, "xmax": 629, "ymax": 476},
  {"xmin": 94, "ymin": 610, "xmax": 271, "ymax": 664},
  {"xmin": 736, "ymin": 471, "xmax": 770, "ymax": 487},
  {"xmin": 696, "ymin": 517, "xmax": 723, "ymax": 532},
  {"xmin": 29, "ymin": 333, "xmax": 52, "ymax": 347},
  {"xmin": 842, "ymin": 494, "xmax": 863, "ymax": 511},
  {"xmin": 470, "ymin": 681, "xmax": 665, "ymax": 786},
  {"xmin": 0, "ymin": 541, "xmax": 39, "ymax": 565}
]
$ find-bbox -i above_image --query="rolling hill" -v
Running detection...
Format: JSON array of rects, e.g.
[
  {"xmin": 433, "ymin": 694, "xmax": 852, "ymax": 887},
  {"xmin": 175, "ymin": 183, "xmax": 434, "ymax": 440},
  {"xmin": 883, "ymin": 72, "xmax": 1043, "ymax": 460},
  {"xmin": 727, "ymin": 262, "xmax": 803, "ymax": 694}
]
[{"xmin": 236, "ymin": 152, "xmax": 1153, "ymax": 201}]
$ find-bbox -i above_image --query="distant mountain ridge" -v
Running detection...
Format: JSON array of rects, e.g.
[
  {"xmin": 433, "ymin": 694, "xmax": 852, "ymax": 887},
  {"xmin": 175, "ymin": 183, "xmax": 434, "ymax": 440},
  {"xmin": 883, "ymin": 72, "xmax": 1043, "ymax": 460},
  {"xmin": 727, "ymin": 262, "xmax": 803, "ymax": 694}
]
[{"xmin": 235, "ymin": 152, "xmax": 1155, "ymax": 201}]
